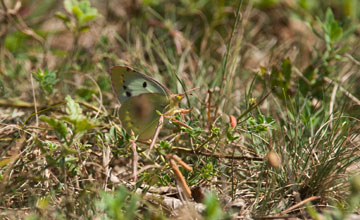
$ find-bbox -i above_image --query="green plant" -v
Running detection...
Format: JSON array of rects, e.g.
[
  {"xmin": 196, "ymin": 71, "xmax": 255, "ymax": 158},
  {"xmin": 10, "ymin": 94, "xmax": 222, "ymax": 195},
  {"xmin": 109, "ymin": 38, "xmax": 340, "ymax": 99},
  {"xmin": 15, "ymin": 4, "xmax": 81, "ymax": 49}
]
[
  {"xmin": 56, "ymin": 0, "xmax": 99, "ymax": 37},
  {"xmin": 40, "ymin": 96, "xmax": 97, "ymax": 179},
  {"xmin": 41, "ymin": 96, "xmax": 96, "ymax": 145},
  {"xmin": 33, "ymin": 67, "xmax": 59, "ymax": 95},
  {"xmin": 203, "ymin": 192, "xmax": 226, "ymax": 220},
  {"xmin": 300, "ymin": 8, "xmax": 357, "ymax": 98},
  {"xmin": 96, "ymin": 186, "xmax": 140, "ymax": 220}
]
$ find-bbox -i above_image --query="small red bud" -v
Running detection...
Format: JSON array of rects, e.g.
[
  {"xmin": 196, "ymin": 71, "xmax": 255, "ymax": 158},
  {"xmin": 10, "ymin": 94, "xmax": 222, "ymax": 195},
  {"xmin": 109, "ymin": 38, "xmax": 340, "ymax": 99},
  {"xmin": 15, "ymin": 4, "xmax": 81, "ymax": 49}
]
[{"xmin": 229, "ymin": 115, "xmax": 237, "ymax": 128}]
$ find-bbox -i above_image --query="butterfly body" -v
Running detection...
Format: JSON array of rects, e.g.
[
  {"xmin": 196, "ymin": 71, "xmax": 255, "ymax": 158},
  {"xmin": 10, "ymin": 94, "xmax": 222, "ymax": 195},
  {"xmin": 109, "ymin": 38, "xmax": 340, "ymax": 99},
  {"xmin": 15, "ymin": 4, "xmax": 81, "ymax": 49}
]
[{"xmin": 110, "ymin": 66, "xmax": 172, "ymax": 140}]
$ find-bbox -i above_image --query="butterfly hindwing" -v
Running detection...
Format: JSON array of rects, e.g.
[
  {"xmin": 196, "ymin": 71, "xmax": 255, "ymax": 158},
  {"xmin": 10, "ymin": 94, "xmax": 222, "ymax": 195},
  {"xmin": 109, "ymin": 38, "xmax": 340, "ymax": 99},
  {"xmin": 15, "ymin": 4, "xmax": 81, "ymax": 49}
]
[
  {"xmin": 119, "ymin": 93, "xmax": 170, "ymax": 140},
  {"xmin": 110, "ymin": 66, "xmax": 170, "ymax": 104}
]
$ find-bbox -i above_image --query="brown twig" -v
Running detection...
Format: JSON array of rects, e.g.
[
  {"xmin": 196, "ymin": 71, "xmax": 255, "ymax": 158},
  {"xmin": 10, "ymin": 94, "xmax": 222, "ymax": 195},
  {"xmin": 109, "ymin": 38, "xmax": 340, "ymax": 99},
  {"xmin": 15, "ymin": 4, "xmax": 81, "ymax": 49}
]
[
  {"xmin": 0, "ymin": 99, "xmax": 40, "ymax": 108},
  {"xmin": 84, "ymin": 74, "xmax": 106, "ymax": 118},
  {"xmin": 1, "ymin": 1, "xmax": 44, "ymax": 44},
  {"xmin": 345, "ymin": 53, "xmax": 360, "ymax": 66},
  {"xmin": 167, "ymin": 154, "xmax": 192, "ymax": 199},
  {"xmin": 253, "ymin": 196, "xmax": 321, "ymax": 219},
  {"xmin": 131, "ymin": 139, "xmax": 138, "ymax": 182},
  {"xmin": 167, "ymin": 154, "xmax": 192, "ymax": 172},
  {"xmin": 124, "ymin": 165, "xmax": 160, "ymax": 181},
  {"xmin": 173, "ymin": 146, "xmax": 263, "ymax": 161},
  {"xmin": 207, "ymin": 89, "xmax": 213, "ymax": 129},
  {"xmin": 323, "ymin": 76, "xmax": 360, "ymax": 105},
  {"xmin": 278, "ymin": 196, "xmax": 320, "ymax": 216},
  {"xmin": 163, "ymin": 115, "xmax": 192, "ymax": 130},
  {"xmin": 253, "ymin": 215, "xmax": 299, "ymax": 220},
  {"xmin": 30, "ymin": 72, "xmax": 38, "ymax": 126},
  {"xmin": 293, "ymin": 66, "xmax": 360, "ymax": 106},
  {"xmin": 0, "ymin": 0, "xmax": 47, "ymax": 66},
  {"xmin": 329, "ymin": 79, "xmax": 338, "ymax": 129},
  {"xmin": 147, "ymin": 115, "xmax": 164, "ymax": 155}
]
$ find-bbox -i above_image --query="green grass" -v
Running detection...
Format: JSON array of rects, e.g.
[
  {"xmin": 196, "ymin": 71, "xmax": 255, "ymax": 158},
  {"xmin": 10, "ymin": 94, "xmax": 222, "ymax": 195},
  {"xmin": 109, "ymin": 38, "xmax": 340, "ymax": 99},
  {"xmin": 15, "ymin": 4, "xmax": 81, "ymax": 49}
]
[{"xmin": 1, "ymin": 0, "xmax": 360, "ymax": 219}]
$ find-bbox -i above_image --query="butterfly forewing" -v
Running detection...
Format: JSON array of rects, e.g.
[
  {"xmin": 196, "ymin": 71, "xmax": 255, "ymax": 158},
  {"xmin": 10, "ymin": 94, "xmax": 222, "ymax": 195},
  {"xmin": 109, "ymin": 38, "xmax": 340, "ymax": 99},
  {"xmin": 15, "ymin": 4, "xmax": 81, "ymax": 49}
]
[{"xmin": 111, "ymin": 66, "xmax": 170, "ymax": 104}]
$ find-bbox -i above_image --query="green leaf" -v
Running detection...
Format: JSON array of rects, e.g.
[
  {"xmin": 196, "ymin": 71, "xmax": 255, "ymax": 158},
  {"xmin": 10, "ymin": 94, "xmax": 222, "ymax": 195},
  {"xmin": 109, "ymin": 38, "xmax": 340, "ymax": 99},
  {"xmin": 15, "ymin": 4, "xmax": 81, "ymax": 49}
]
[
  {"xmin": 0, "ymin": 158, "xmax": 13, "ymax": 168},
  {"xmin": 324, "ymin": 8, "xmax": 343, "ymax": 44},
  {"xmin": 281, "ymin": 58, "xmax": 292, "ymax": 83},
  {"xmin": 81, "ymin": 14, "xmax": 97, "ymax": 23},
  {"xmin": 330, "ymin": 24, "xmax": 342, "ymax": 43},
  {"xmin": 203, "ymin": 193, "xmax": 224, "ymax": 220},
  {"xmin": 63, "ymin": 96, "xmax": 96, "ymax": 133},
  {"xmin": 72, "ymin": 5, "xmax": 83, "ymax": 21},
  {"xmin": 143, "ymin": 0, "xmax": 161, "ymax": 5},
  {"xmin": 33, "ymin": 68, "xmax": 59, "ymax": 94},
  {"xmin": 44, "ymin": 140, "xmax": 59, "ymax": 150},
  {"xmin": 96, "ymin": 186, "xmax": 139, "ymax": 219},
  {"xmin": 325, "ymin": 8, "xmax": 335, "ymax": 28},
  {"xmin": 75, "ymin": 87, "xmax": 95, "ymax": 101},
  {"xmin": 65, "ymin": 95, "xmax": 82, "ymax": 119},
  {"xmin": 0, "ymin": 78, "xmax": 4, "ymax": 97},
  {"xmin": 4, "ymin": 31, "xmax": 28, "ymax": 52},
  {"xmin": 40, "ymin": 115, "xmax": 68, "ymax": 140},
  {"xmin": 78, "ymin": 0, "xmax": 91, "ymax": 13},
  {"xmin": 64, "ymin": 0, "xmax": 77, "ymax": 13},
  {"xmin": 339, "ymin": 24, "xmax": 359, "ymax": 42},
  {"xmin": 226, "ymin": 129, "xmax": 239, "ymax": 141},
  {"xmin": 69, "ymin": 0, "xmax": 99, "ymax": 24},
  {"xmin": 62, "ymin": 146, "xmax": 77, "ymax": 155},
  {"xmin": 80, "ymin": 0, "xmax": 98, "ymax": 21},
  {"xmin": 124, "ymin": 193, "xmax": 140, "ymax": 220},
  {"xmin": 55, "ymin": 12, "xmax": 70, "ymax": 22},
  {"xmin": 74, "ymin": 117, "xmax": 95, "ymax": 133},
  {"xmin": 79, "ymin": 25, "xmax": 90, "ymax": 33}
]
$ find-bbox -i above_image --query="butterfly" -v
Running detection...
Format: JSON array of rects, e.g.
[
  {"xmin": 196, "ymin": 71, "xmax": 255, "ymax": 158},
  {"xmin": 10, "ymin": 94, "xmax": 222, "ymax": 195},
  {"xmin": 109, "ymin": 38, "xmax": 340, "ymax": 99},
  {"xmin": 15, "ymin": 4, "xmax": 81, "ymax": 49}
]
[{"xmin": 110, "ymin": 66, "xmax": 177, "ymax": 140}]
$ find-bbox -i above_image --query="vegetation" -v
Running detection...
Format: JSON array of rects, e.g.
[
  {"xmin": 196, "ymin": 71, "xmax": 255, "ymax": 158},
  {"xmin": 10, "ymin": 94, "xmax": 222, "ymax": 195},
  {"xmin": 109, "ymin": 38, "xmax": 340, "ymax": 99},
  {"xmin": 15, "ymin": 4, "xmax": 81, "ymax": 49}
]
[{"xmin": 1, "ymin": 0, "xmax": 360, "ymax": 219}]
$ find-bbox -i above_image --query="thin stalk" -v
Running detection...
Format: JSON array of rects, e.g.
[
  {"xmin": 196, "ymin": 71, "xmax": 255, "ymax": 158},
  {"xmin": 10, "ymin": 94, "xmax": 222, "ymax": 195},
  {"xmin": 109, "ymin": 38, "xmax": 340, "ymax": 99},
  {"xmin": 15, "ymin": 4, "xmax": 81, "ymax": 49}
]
[{"xmin": 215, "ymin": 1, "xmax": 243, "ymax": 116}]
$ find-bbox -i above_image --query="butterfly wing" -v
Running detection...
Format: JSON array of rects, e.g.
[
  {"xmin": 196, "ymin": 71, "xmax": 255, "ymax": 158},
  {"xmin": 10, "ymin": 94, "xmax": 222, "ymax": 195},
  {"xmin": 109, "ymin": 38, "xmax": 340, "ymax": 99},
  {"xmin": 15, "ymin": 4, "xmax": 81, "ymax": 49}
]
[
  {"xmin": 110, "ymin": 66, "xmax": 170, "ymax": 104},
  {"xmin": 110, "ymin": 65, "xmax": 172, "ymax": 140},
  {"xmin": 119, "ymin": 93, "xmax": 170, "ymax": 140}
]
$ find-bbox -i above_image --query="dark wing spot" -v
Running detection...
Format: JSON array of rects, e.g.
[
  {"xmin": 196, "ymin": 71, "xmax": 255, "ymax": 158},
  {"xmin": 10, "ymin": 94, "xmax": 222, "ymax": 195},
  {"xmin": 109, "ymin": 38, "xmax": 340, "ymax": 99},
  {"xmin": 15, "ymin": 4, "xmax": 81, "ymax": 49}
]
[
  {"xmin": 126, "ymin": 91, "xmax": 132, "ymax": 97},
  {"xmin": 123, "ymin": 85, "xmax": 127, "ymax": 89},
  {"xmin": 143, "ymin": 81, "xmax": 147, "ymax": 88}
]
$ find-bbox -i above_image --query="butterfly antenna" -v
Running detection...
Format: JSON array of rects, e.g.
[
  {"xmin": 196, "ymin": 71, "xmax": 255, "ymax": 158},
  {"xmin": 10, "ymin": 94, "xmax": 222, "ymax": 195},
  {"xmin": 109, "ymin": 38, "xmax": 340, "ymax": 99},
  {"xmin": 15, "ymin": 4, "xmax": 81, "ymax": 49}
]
[
  {"xmin": 184, "ymin": 87, "xmax": 199, "ymax": 94},
  {"xmin": 179, "ymin": 87, "xmax": 199, "ymax": 96},
  {"xmin": 171, "ymin": 87, "xmax": 199, "ymax": 100}
]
